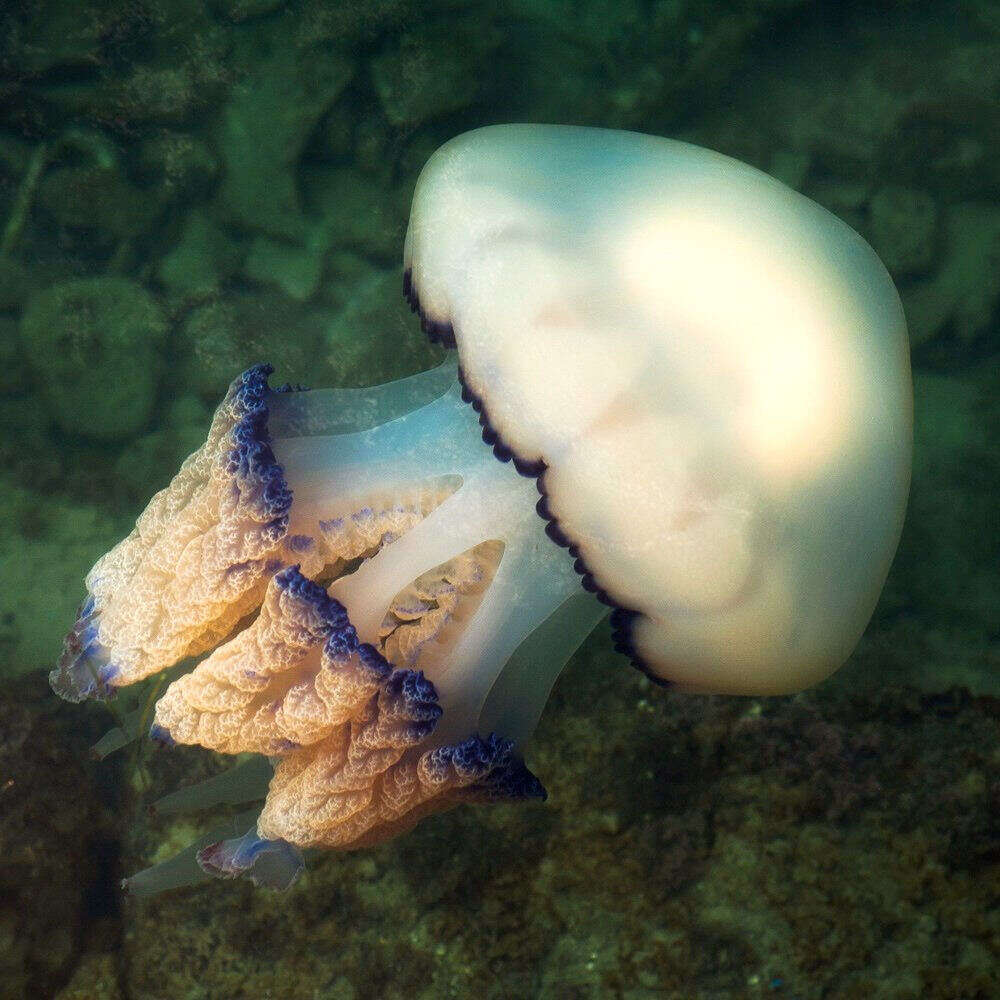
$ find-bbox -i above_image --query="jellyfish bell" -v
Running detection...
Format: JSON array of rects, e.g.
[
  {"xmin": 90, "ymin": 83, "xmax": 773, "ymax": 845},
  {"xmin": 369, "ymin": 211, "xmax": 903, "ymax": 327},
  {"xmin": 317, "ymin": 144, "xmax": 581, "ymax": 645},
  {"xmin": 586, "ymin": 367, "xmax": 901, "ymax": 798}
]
[
  {"xmin": 50, "ymin": 124, "xmax": 911, "ymax": 892},
  {"xmin": 405, "ymin": 124, "xmax": 912, "ymax": 695}
]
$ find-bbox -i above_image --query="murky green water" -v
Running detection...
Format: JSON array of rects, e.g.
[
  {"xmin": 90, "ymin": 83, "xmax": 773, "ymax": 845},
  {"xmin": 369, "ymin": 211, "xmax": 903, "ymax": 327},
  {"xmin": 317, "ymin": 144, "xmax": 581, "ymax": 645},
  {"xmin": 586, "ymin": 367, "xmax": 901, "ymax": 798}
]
[{"xmin": 1, "ymin": 2, "xmax": 997, "ymax": 998}]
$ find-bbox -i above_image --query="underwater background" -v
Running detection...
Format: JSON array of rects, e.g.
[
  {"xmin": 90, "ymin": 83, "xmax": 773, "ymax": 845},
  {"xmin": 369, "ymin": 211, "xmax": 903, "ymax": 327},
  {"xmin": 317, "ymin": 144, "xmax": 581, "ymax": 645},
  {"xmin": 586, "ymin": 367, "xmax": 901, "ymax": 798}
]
[{"xmin": 0, "ymin": 1, "xmax": 997, "ymax": 997}]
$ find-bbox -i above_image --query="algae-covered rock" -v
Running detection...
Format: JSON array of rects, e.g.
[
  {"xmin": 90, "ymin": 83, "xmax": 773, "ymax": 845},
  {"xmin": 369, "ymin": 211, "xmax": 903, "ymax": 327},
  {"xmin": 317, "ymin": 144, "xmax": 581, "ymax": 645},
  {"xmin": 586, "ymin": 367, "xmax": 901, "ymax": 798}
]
[
  {"xmin": 321, "ymin": 250, "xmax": 382, "ymax": 310},
  {"xmin": 888, "ymin": 370, "xmax": 1000, "ymax": 638},
  {"xmin": 371, "ymin": 21, "xmax": 489, "ymax": 128},
  {"xmin": 305, "ymin": 166, "xmax": 407, "ymax": 262},
  {"xmin": 298, "ymin": 0, "xmax": 418, "ymax": 47},
  {"xmin": 115, "ymin": 635, "xmax": 999, "ymax": 1000},
  {"xmin": 0, "ymin": 0, "xmax": 109, "ymax": 75},
  {"xmin": 209, "ymin": 0, "xmax": 287, "ymax": 21},
  {"xmin": 244, "ymin": 235, "xmax": 324, "ymax": 302},
  {"xmin": 175, "ymin": 299, "xmax": 252, "ymax": 401},
  {"xmin": 0, "ymin": 317, "xmax": 29, "ymax": 395},
  {"xmin": 322, "ymin": 267, "xmax": 444, "ymax": 385},
  {"xmin": 316, "ymin": 101, "xmax": 392, "ymax": 177},
  {"xmin": 0, "ymin": 476, "xmax": 128, "ymax": 677},
  {"xmin": 96, "ymin": 67, "xmax": 207, "ymax": 125},
  {"xmin": 501, "ymin": 0, "xmax": 809, "ymax": 130},
  {"xmin": 0, "ymin": 395, "xmax": 57, "ymax": 490},
  {"xmin": 53, "ymin": 954, "xmax": 122, "ymax": 1000},
  {"xmin": 38, "ymin": 164, "xmax": 156, "ymax": 242},
  {"xmin": 767, "ymin": 148, "xmax": 812, "ymax": 191},
  {"xmin": 866, "ymin": 184, "xmax": 939, "ymax": 276},
  {"xmin": 902, "ymin": 202, "xmax": 1000, "ymax": 345},
  {"xmin": 28, "ymin": 130, "xmax": 155, "ymax": 249},
  {"xmin": 19, "ymin": 277, "xmax": 166, "ymax": 441},
  {"xmin": 26, "ymin": 3, "xmax": 228, "ymax": 127},
  {"xmin": 114, "ymin": 396, "xmax": 211, "ymax": 503},
  {"xmin": 217, "ymin": 26, "xmax": 354, "ymax": 238},
  {"xmin": 157, "ymin": 210, "xmax": 242, "ymax": 298},
  {"xmin": 136, "ymin": 132, "xmax": 219, "ymax": 203},
  {"xmin": 354, "ymin": 114, "xmax": 392, "ymax": 176},
  {"xmin": 176, "ymin": 292, "xmax": 319, "ymax": 401},
  {"xmin": 0, "ymin": 674, "xmax": 119, "ymax": 999},
  {"xmin": 0, "ymin": 255, "xmax": 32, "ymax": 312}
]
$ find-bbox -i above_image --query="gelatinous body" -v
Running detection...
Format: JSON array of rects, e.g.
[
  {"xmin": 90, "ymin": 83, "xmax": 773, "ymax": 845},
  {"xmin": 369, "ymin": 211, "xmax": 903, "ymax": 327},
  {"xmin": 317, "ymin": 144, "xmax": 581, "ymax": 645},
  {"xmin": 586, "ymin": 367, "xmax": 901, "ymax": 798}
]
[
  {"xmin": 405, "ymin": 125, "xmax": 911, "ymax": 694},
  {"xmin": 51, "ymin": 125, "xmax": 911, "ymax": 891}
]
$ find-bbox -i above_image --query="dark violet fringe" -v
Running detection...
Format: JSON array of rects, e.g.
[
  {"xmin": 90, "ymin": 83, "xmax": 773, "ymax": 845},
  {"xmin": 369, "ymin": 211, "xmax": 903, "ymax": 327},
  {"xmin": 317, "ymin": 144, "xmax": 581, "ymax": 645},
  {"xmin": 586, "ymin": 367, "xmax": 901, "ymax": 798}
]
[
  {"xmin": 425, "ymin": 733, "xmax": 547, "ymax": 802},
  {"xmin": 50, "ymin": 596, "xmax": 120, "ymax": 702},
  {"xmin": 225, "ymin": 364, "xmax": 293, "ymax": 536},
  {"xmin": 273, "ymin": 564, "xmax": 352, "ymax": 637},
  {"xmin": 609, "ymin": 607, "xmax": 672, "ymax": 689},
  {"xmin": 403, "ymin": 268, "xmax": 457, "ymax": 348},
  {"xmin": 456, "ymin": 365, "xmax": 547, "ymax": 478},
  {"xmin": 378, "ymin": 668, "xmax": 443, "ymax": 744}
]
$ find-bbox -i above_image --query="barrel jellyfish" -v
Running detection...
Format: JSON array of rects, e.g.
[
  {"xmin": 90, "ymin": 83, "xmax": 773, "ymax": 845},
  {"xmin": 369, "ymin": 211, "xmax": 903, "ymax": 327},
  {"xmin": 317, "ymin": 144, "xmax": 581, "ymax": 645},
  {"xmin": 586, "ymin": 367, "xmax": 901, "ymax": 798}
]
[{"xmin": 50, "ymin": 125, "xmax": 912, "ymax": 892}]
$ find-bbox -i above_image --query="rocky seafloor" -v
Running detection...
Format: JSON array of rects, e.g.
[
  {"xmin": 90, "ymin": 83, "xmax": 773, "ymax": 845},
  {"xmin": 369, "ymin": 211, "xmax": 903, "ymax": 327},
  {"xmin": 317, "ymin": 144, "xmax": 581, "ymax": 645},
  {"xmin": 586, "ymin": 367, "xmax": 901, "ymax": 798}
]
[
  {"xmin": 6, "ymin": 637, "xmax": 999, "ymax": 1000},
  {"xmin": 0, "ymin": 1, "xmax": 997, "ymax": 997}
]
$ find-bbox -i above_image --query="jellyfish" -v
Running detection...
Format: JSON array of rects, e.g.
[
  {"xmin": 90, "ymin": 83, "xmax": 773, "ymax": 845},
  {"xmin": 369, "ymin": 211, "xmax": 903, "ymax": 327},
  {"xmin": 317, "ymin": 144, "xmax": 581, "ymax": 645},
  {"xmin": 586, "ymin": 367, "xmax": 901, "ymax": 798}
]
[{"xmin": 50, "ymin": 125, "xmax": 911, "ymax": 892}]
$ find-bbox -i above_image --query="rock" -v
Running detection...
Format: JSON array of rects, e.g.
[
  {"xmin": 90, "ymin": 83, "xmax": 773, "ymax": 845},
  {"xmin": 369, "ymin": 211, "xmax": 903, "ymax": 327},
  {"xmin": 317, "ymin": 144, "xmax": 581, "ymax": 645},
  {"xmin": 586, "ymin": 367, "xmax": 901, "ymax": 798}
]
[
  {"xmin": 176, "ymin": 293, "xmax": 319, "ymax": 401},
  {"xmin": 97, "ymin": 65, "xmax": 211, "ymax": 125},
  {"xmin": 0, "ymin": 396, "xmax": 56, "ymax": 489},
  {"xmin": 0, "ymin": 256, "xmax": 32, "ymax": 311},
  {"xmin": 0, "ymin": 674, "xmax": 120, "ymax": 999},
  {"xmin": 0, "ymin": 255, "xmax": 32, "ymax": 311},
  {"xmin": 136, "ymin": 132, "xmax": 219, "ymax": 203},
  {"xmin": 317, "ymin": 99, "xmax": 357, "ymax": 163},
  {"xmin": 885, "ymin": 371, "xmax": 1000, "ymax": 638},
  {"xmin": 31, "ymin": 4, "xmax": 230, "ymax": 127},
  {"xmin": 320, "ymin": 251, "xmax": 381, "ymax": 311},
  {"xmin": 157, "ymin": 211, "xmax": 242, "ymax": 298},
  {"xmin": 297, "ymin": 0, "xmax": 417, "ymax": 48},
  {"xmin": 175, "ymin": 300, "xmax": 249, "ymax": 402},
  {"xmin": 113, "ymin": 640, "xmax": 1000, "ymax": 999},
  {"xmin": 768, "ymin": 149, "xmax": 811, "ymax": 191},
  {"xmin": 0, "ymin": 2, "xmax": 107, "ymax": 75},
  {"xmin": 395, "ymin": 132, "xmax": 445, "ymax": 189},
  {"xmin": 209, "ymin": 0, "xmax": 287, "ymax": 21},
  {"xmin": 26, "ymin": 130, "xmax": 154, "ymax": 249},
  {"xmin": 370, "ymin": 24, "xmax": 484, "ymax": 129},
  {"xmin": 0, "ymin": 476, "xmax": 128, "ymax": 677},
  {"xmin": 903, "ymin": 202, "xmax": 1000, "ymax": 345},
  {"xmin": 19, "ymin": 277, "xmax": 166, "ymax": 441},
  {"xmin": 322, "ymin": 267, "xmax": 443, "ymax": 385},
  {"xmin": 53, "ymin": 954, "xmax": 123, "ymax": 1000},
  {"xmin": 305, "ymin": 166, "xmax": 406, "ymax": 262},
  {"xmin": 0, "ymin": 133, "xmax": 33, "ymax": 182},
  {"xmin": 38, "ymin": 164, "xmax": 156, "ymax": 242},
  {"xmin": 243, "ymin": 235, "xmax": 324, "ymax": 302},
  {"xmin": 354, "ymin": 114, "xmax": 392, "ymax": 176},
  {"xmin": 165, "ymin": 394, "xmax": 211, "ymax": 430},
  {"xmin": 114, "ymin": 396, "xmax": 211, "ymax": 503},
  {"xmin": 114, "ymin": 424, "xmax": 209, "ymax": 503},
  {"xmin": 806, "ymin": 178, "xmax": 872, "ymax": 216},
  {"xmin": 0, "ymin": 317, "xmax": 30, "ymax": 395},
  {"xmin": 217, "ymin": 26, "xmax": 354, "ymax": 238},
  {"xmin": 867, "ymin": 185, "xmax": 938, "ymax": 276}
]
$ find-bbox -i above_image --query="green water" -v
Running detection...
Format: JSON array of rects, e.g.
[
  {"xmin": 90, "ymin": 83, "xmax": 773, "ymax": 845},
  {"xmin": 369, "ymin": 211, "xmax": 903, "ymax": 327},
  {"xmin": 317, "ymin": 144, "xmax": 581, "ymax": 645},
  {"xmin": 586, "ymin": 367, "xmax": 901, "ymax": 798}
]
[{"xmin": 0, "ymin": 2, "xmax": 997, "ymax": 998}]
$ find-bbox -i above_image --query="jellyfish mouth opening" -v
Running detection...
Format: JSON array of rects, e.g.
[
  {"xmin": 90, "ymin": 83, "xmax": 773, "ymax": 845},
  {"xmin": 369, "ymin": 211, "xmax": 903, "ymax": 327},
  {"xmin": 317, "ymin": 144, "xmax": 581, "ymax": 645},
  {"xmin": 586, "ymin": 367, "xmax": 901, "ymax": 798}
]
[
  {"xmin": 265, "ymin": 362, "xmax": 603, "ymax": 747},
  {"xmin": 52, "ymin": 360, "xmax": 605, "ymax": 889}
]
